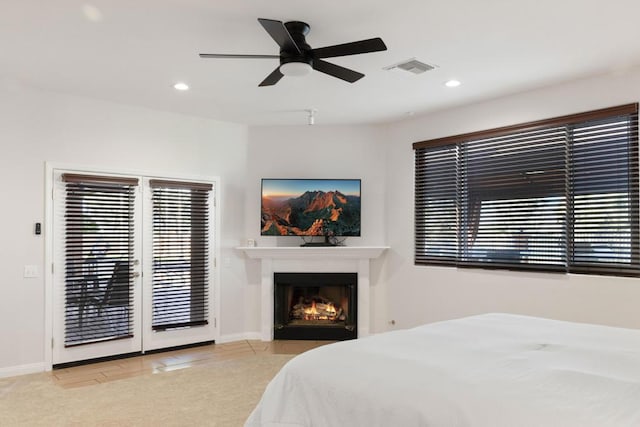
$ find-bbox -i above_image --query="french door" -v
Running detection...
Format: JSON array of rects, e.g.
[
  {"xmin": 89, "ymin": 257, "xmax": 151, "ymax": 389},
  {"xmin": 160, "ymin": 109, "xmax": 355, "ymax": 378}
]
[{"xmin": 52, "ymin": 170, "xmax": 216, "ymax": 365}]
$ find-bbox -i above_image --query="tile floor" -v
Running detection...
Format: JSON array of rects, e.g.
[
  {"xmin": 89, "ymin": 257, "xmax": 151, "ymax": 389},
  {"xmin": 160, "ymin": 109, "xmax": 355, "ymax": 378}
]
[{"xmin": 48, "ymin": 340, "xmax": 332, "ymax": 389}]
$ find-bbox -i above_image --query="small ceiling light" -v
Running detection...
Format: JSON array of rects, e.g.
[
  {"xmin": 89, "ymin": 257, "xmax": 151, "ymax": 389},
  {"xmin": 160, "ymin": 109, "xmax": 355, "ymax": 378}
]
[
  {"xmin": 306, "ymin": 109, "xmax": 317, "ymax": 125},
  {"xmin": 280, "ymin": 62, "xmax": 313, "ymax": 77},
  {"xmin": 445, "ymin": 79, "xmax": 461, "ymax": 88},
  {"xmin": 82, "ymin": 4, "xmax": 103, "ymax": 22},
  {"xmin": 173, "ymin": 82, "xmax": 189, "ymax": 91}
]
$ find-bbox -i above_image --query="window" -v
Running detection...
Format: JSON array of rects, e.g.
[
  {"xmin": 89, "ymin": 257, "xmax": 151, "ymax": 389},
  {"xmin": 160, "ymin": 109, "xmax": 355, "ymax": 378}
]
[
  {"xmin": 62, "ymin": 173, "xmax": 137, "ymax": 346},
  {"xmin": 414, "ymin": 104, "xmax": 639, "ymax": 276},
  {"xmin": 149, "ymin": 179, "xmax": 212, "ymax": 330}
]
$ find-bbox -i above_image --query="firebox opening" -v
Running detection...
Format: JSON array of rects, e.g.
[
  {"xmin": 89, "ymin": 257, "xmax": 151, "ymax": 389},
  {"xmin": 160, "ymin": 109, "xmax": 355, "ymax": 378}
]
[{"xmin": 274, "ymin": 272, "xmax": 357, "ymax": 340}]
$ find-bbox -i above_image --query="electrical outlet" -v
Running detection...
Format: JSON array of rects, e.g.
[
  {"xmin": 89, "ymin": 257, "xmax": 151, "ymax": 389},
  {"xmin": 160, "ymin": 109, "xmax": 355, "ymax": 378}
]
[{"xmin": 24, "ymin": 265, "xmax": 39, "ymax": 278}]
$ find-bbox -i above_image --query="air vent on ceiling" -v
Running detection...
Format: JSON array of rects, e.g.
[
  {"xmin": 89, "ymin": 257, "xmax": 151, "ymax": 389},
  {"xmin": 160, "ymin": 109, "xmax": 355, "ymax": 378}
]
[{"xmin": 383, "ymin": 58, "xmax": 437, "ymax": 74}]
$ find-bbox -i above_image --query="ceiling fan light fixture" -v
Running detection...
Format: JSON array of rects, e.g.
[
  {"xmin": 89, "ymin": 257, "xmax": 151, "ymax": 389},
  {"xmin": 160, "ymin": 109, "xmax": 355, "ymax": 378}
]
[
  {"xmin": 280, "ymin": 61, "xmax": 313, "ymax": 77},
  {"xmin": 199, "ymin": 18, "xmax": 387, "ymax": 86}
]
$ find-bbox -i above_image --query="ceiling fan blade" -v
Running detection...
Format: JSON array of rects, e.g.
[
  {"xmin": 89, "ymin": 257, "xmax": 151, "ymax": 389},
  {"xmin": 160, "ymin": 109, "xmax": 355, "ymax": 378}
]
[
  {"xmin": 199, "ymin": 53, "xmax": 280, "ymax": 59},
  {"xmin": 313, "ymin": 59, "xmax": 364, "ymax": 83},
  {"xmin": 312, "ymin": 38, "xmax": 387, "ymax": 59},
  {"xmin": 258, "ymin": 18, "xmax": 301, "ymax": 54},
  {"xmin": 259, "ymin": 67, "xmax": 284, "ymax": 87}
]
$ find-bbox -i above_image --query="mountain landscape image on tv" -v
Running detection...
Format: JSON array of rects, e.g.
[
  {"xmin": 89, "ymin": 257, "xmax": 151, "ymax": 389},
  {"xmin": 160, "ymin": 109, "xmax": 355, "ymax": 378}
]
[{"xmin": 261, "ymin": 179, "xmax": 361, "ymax": 237}]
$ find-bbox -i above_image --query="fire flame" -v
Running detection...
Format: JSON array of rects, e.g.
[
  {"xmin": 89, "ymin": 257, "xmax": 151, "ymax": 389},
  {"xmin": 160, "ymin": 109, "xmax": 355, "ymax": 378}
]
[{"xmin": 303, "ymin": 301, "xmax": 337, "ymax": 321}]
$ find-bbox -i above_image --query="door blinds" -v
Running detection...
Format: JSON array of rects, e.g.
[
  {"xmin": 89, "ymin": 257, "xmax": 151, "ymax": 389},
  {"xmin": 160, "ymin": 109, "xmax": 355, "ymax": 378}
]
[
  {"xmin": 62, "ymin": 173, "xmax": 137, "ymax": 346},
  {"xmin": 413, "ymin": 103, "xmax": 639, "ymax": 276},
  {"xmin": 149, "ymin": 179, "xmax": 212, "ymax": 331}
]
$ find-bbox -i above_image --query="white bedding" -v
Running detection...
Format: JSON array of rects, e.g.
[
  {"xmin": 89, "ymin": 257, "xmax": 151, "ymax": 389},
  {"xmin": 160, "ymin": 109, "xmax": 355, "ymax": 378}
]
[{"xmin": 245, "ymin": 313, "xmax": 640, "ymax": 427}]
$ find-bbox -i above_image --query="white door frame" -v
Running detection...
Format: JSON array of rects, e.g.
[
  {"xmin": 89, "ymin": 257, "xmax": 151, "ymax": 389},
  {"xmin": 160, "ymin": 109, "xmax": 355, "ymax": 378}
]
[
  {"xmin": 44, "ymin": 162, "xmax": 221, "ymax": 370},
  {"xmin": 140, "ymin": 176, "xmax": 218, "ymax": 351},
  {"xmin": 51, "ymin": 168, "xmax": 144, "ymax": 364}
]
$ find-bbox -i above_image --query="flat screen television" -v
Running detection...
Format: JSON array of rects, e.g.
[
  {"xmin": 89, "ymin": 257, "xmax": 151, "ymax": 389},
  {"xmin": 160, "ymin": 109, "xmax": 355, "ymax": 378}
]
[{"xmin": 261, "ymin": 179, "xmax": 361, "ymax": 241}]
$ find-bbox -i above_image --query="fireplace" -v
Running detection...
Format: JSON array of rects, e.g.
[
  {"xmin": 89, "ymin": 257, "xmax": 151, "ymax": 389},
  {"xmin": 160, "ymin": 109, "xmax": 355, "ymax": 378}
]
[
  {"xmin": 274, "ymin": 272, "xmax": 357, "ymax": 340},
  {"xmin": 238, "ymin": 245, "xmax": 388, "ymax": 341}
]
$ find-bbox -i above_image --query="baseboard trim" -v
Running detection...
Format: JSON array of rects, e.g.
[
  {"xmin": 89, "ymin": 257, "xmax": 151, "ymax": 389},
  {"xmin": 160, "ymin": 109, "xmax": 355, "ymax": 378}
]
[
  {"xmin": 53, "ymin": 341, "xmax": 216, "ymax": 370},
  {"xmin": 0, "ymin": 362, "xmax": 46, "ymax": 379},
  {"xmin": 217, "ymin": 332, "xmax": 262, "ymax": 343},
  {"xmin": 1, "ymin": 334, "xmax": 263, "ymax": 377}
]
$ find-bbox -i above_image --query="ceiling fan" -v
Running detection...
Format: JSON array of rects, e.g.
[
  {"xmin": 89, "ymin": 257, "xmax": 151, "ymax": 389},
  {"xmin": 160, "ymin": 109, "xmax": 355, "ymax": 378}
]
[{"xmin": 199, "ymin": 18, "xmax": 387, "ymax": 87}]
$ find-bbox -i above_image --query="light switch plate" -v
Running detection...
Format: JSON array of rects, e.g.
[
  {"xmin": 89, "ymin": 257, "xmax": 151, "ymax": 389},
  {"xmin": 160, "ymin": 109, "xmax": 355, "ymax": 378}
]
[{"xmin": 24, "ymin": 265, "xmax": 39, "ymax": 278}]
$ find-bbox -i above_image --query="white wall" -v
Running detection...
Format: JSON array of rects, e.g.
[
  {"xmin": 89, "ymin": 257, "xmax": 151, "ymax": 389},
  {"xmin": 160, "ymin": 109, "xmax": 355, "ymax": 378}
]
[
  {"xmin": 242, "ymin": 125, "xmax": 389, "ymax": 334},
  {"xmin": 0, "ymin": 84, "xmax": 249, "ymax": 373},
  {"xmin": 4, "ymin": 66, "xmax": 640, "ymax": 375},
  {"xmin": 381, "ymin": 68, "xmax": 640, "ymax": 331}
]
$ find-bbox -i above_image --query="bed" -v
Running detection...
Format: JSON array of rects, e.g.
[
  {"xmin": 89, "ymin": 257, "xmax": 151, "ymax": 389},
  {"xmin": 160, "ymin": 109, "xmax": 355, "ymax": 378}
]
[{"xmin": 245, "ymin": 313, "xmax": 640, "ymax": 426}]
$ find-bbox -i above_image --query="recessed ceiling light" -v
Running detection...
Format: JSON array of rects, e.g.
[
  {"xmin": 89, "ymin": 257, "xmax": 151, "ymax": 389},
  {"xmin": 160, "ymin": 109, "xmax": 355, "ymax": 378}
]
[
  {"xmin": 82, "ymin": 4, "xmax": 103, "ymax": 22},
  {"xmin": 173, "ymin": 82, "xmax": 189, "ymax": 91},
  {"xmin": 445, "ymin": 79, "xmax": 461, "ymax": 88}
]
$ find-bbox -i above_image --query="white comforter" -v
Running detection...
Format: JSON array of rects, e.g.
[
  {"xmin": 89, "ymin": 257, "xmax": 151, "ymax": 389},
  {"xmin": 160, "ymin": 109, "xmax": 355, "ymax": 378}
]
[{"xmin": 245, "ymin": 313, "xmax": 640, "ymax": 426}]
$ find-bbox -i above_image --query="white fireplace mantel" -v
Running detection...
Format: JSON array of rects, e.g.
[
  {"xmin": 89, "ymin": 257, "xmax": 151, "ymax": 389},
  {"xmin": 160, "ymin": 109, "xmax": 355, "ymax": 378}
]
[
  {"xmin": 238, "ymin": 246, "xmax": 387, "ymax": 260},
  {"xmin": 237, "ymin": 246, "xmax": 389, "ymax": 341}
]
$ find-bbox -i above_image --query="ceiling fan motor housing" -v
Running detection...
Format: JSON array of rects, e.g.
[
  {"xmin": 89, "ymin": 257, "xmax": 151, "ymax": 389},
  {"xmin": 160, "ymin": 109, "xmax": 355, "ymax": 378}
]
[{"xmin": 281, "ymin": 21, "xmax": 313, "ymax": 67}]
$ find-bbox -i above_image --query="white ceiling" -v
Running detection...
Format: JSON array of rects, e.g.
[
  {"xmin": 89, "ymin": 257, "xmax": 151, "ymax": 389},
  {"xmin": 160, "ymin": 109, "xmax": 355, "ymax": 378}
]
[{"xmin": 3, "ymin": 0, "xmax": 640, "ymax": 126}]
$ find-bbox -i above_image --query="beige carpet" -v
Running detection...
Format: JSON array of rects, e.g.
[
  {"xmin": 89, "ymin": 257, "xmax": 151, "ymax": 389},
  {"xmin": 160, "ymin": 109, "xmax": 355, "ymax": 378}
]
[{"xmin": 0, "ymin": 354, "xmax": 293, "ymax": 427}]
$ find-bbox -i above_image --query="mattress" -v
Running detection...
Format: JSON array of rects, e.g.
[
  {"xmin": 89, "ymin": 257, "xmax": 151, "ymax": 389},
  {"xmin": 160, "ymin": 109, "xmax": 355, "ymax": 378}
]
[{"xmin": 246, "ymin": 313, "xmax": 640, "ymax": 426}]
